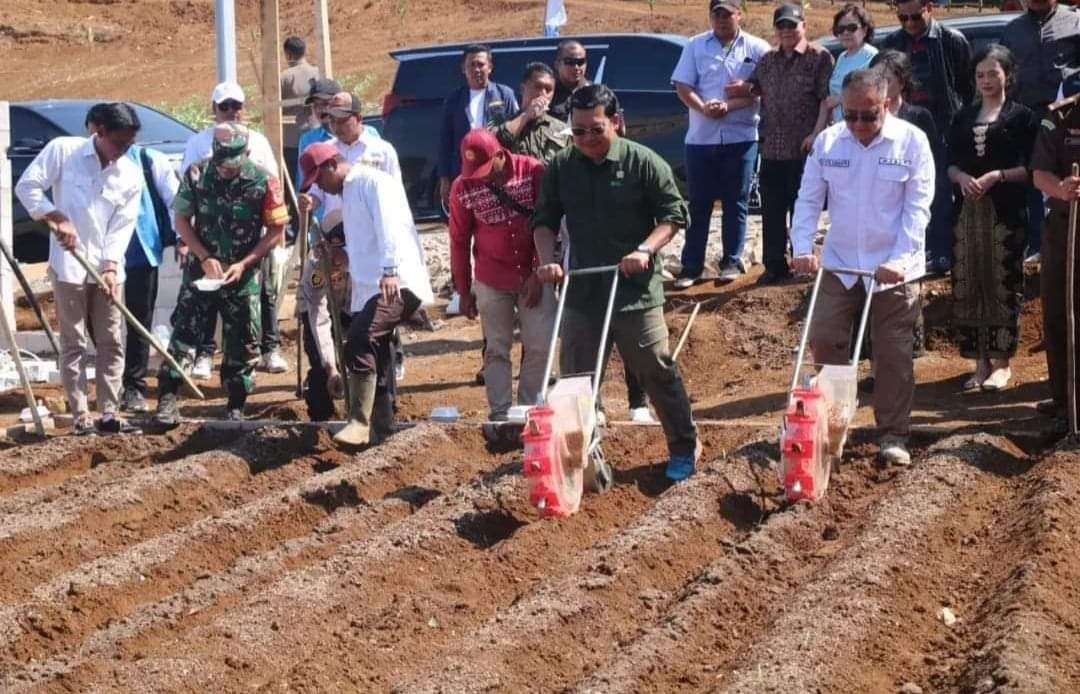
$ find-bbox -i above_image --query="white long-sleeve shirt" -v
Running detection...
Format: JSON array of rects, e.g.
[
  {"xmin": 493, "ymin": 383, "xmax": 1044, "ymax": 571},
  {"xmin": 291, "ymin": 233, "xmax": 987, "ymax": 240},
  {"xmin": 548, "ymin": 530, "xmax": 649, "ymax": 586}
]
[
  {"xmin": 180, "ymin": 125, "xmax": 279, "ymax": 177},
  {"xmin": 791, "ymin": 114, "xmax": 935, "ymax": 291},
  {"xmin": 15, "ymin": 136, "xmax": 143, "ymax": 284},
  {"xmin": 341, "ymin": 164, "xmax": 433, "ymax": 311},
  {"xmin": 309, "ymin": 131, "xmax": 402, "ymax": 220}
]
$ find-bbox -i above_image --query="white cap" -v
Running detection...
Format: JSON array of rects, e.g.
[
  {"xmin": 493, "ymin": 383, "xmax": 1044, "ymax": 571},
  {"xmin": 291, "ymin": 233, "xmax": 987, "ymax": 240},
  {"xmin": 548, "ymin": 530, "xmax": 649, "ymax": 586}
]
[{"xmin": 210, "ymin": 81, "xmax": 245, "ymax": 104}]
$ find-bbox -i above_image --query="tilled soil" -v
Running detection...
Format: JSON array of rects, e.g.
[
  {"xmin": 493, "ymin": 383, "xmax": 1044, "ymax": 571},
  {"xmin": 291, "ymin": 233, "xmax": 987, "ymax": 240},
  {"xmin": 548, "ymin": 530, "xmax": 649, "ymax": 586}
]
[{"xmin": 1, "ymin": 271, "xmax": 1079, "ymax": 693}]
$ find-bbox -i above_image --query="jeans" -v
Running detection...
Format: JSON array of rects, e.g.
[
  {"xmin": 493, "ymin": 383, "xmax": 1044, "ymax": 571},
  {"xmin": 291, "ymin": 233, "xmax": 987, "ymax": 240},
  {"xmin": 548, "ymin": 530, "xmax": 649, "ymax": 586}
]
[
  {"xmin": 121, "ymin": 264, "xmax": 159, "ymax": 396},
  {"xmin": 759, "ymin": 158, "xmax": 806, "ymax": 275},
  {"xmin": 681, "ymin": 141, "xmax": 758, "ymax": 275}
]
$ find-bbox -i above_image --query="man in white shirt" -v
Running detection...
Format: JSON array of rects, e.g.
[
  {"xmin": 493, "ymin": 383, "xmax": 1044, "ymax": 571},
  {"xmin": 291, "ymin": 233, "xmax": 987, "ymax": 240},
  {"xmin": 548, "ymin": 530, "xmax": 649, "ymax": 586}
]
[
  {"xmin": 670, "ymin": 0, "xmax": 768, "ymax": 286},
  {"xmin": 790, "ymin": 68, "xmax": 935, "ymax": 466},
  {"xmin": 181, "ymin": 81, "xmax": 289, "ymax": 377},
  {"xmin": 15, "ymin": 103, "xmax": 144, "ymax": 436},
  {"xmin": 297, "ymin": 91, "xmax": 401, "ymax": 221},
  {"xmin": 299, "ymin": 142, "xmax": 433, "ymax": 447}
]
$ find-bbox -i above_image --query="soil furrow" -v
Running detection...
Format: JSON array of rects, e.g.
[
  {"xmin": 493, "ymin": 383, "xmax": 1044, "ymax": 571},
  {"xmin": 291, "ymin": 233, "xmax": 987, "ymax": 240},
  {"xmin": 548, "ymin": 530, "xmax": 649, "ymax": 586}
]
[{"xmin": 390, "ymin": 436, "xmax": 773, "ymax": 693}]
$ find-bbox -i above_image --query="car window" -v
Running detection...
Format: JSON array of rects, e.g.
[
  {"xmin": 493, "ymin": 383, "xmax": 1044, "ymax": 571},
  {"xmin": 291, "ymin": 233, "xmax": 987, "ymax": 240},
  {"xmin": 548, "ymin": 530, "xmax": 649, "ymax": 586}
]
[
  {"xmin": 20, "ymin": 102, "xmax": 193, "ymax": 146},
  {"xmin": 599, "ymin": 38, "xmax": 683, "ymax": 91},
  {"xmin": 10, "ymin": 107, "xmax": 66, "ymax": 147}
]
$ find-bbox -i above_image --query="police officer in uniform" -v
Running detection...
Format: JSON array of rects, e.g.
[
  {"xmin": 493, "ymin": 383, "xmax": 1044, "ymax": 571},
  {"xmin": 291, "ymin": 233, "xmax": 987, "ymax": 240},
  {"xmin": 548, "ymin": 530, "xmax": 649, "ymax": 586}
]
[
  {"xmin": 155, "ymin": 123, "xmax": 290, "ymax": 424},
  {"xmin": 297, "ymin": 209, "xmax": 351, "ymax": 421},
  {"xmin": 1032, "ymin": 89, "xmax": 1080, "ymax": 422}
]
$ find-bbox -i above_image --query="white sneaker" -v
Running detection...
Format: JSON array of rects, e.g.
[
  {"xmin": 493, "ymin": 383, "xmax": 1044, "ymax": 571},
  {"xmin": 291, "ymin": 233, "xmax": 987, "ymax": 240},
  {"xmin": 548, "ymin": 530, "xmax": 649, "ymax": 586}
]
[
  {"xmin": 191, "ymin": 355, "xmax": 213, "ymax": 381},
  {"xmin": 879, "ymin": 436, "xmax": 911, "ymax": 466},
  {"xmin": 673, "ymin": 275, "xmax": 697, "ymax": 290},
  {"xmin": 629, "ymin": 406, "xmax": 656, "ymax": 423},
  {"xmin": 261, "ymin": 349, "xmax": 289, "ymax": 374}
]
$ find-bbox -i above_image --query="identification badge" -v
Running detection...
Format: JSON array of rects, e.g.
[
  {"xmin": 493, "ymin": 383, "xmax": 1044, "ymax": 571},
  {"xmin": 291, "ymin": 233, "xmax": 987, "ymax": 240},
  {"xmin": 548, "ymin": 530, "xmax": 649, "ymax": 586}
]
[{"xmin": 311, "ymin": 271, "xmax": 325, "ymax": 288}]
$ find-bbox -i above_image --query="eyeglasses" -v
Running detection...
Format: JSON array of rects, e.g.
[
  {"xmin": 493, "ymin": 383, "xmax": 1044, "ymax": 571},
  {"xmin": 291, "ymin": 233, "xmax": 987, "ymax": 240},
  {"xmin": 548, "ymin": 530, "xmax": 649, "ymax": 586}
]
[
  {"xmin": 561, "ymin": 57, "xmax": 587, "ymax": 67},
  {"xmin": 842, "ymin": 108, "xmax": 881, "ymax": 123},
  {"xmin": 570, "ymin": 124, "xmax": 606, "ymax": 137},
  {"xmin": 835, "ymin": 23, "xmax": 861, "ymax": 34},
  {"xmin": 216, "ymin": 100, "xmax": 244, "ymax": 112},
  {"xmin": 896, "ymin": 10, "xmax": 925, "ymax": 22}
]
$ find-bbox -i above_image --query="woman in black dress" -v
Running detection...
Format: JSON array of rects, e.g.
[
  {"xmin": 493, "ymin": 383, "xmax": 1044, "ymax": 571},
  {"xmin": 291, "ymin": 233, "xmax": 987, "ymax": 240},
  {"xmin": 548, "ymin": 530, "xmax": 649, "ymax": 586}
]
[{"xmin": 946, "ymin": 45, "xmax": 1038, "ymax": 392}]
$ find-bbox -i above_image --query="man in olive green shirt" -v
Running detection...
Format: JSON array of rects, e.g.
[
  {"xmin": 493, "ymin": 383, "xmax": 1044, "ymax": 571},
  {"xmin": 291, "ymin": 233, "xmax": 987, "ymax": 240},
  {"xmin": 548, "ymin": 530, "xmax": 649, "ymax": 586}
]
[
  {"xmin": 493, "ymin": 62, "xmax": 570, "ymax": 164},
  {"xmin": 533, "ymin": 84, "xmax": 700, "ymax": 482}
]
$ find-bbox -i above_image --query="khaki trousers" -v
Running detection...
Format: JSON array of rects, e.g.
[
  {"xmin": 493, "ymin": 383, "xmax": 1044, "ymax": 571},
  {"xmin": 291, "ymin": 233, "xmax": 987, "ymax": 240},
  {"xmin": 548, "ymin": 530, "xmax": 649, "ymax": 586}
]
[
  {"xmin": 474, "ymin": 280, "xmax": 556, "ymax": 419},
  {"xmin": 51, "ymin": 272, "xmax": 124, "ymax": 419},
  {"xmin": 808, "ymin": 273, "xmax": 919, "ymax": 437}
]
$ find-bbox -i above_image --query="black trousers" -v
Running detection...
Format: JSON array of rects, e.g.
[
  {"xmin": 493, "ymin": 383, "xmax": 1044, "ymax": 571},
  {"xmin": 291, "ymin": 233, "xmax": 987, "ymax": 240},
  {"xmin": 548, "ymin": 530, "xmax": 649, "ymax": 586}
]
[
  {"xmin": 121, "ymin": 263, "xmax": 159, "ymax": 396},
  {"xmin": 759, "ymin": 157, "xmax": 806, "ymax": 275},
  {"xmin": 345, "ymin": 291, "xmax": 419, "ymax": 396}
]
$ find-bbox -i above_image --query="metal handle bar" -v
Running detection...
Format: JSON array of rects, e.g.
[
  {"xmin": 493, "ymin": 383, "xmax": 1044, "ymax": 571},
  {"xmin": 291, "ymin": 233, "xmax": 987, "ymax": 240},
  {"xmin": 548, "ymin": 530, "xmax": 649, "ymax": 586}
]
[
  {"xmin": 821, "ymin": 266, "xmax": 876, "ymax": 279},
  {"xmin": 567, "ymin": 264, "xmax": 621, "ymax": 277}
]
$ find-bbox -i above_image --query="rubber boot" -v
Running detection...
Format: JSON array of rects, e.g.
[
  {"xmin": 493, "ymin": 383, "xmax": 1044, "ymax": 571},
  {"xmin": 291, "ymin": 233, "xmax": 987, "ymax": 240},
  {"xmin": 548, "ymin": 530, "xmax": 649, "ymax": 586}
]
[
  {"xmin": 370, "ymin": 391, "xmax": 395, "ymax": 445},
  {"xmin": 333, "ymin": 373, "xmax": 377, "ymax": 446}
]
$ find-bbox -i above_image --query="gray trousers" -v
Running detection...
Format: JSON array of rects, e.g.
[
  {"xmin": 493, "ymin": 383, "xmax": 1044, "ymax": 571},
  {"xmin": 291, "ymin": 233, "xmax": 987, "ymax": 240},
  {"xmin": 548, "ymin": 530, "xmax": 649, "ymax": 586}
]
[
  {"xmin": 809, "ymin": 273, "xmax": 919, "ymax": 437},
  {"xmin": 560, "ymin": 304, "xmax": 697, "ymax": 457},
  {"xmin": 474, "ymin": 280, "xmax": 556, "ymax": 419},
  {"xmin": 51, "ymin": 272, "xmax": 124, "ymax": 420}
]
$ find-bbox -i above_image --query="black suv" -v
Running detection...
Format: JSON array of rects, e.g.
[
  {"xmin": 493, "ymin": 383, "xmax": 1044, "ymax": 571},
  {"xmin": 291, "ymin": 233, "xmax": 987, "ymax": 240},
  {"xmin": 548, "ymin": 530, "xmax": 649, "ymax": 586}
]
[
  {"xmin": 377, "ymin": 34, "xmax": 689, "ymax": 220},
  {"xmin": 7, "ymin": 100, "xmax": 194, "ymax": 262}
]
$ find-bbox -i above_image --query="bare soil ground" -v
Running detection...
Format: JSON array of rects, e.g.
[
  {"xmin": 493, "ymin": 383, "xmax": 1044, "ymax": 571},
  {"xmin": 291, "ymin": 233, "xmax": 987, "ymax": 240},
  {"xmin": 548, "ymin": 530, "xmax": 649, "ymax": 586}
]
[
  {"xmin": 1, "ymin": 266, "xmax": 1079, "ymax": 693},
  {"xmin": 4, "ymin": 1, "xmax": 1078, "ymax": 692}
]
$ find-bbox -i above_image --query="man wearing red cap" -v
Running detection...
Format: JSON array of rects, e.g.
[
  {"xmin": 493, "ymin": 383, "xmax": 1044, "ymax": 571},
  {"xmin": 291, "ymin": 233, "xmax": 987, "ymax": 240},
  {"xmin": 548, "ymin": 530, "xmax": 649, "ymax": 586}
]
[
  {"xmin": 299, "ymin": 141, "xmax": 434, "ymax": 446},
  {"xmin": 449, "ymin": 130, "xmax": 552, "ymax": 423}
]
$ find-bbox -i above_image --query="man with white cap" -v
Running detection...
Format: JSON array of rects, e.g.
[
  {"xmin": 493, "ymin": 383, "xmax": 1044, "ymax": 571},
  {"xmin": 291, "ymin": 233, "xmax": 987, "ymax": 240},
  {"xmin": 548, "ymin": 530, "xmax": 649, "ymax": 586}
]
[
  {"xmin": 298, "ymin": 141, "xmax": 433, "ymax": 446},
  {"xmin": 180, "ymin": 81, "xmax": 289, "ymax": 378}
]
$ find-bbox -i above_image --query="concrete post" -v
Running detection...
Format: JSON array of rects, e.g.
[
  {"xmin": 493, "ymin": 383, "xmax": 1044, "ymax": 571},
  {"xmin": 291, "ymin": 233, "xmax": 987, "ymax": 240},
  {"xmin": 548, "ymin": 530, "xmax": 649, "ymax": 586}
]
[
  {"xmin": 215, "ymin": 0, "xmax": 238, "ymax": 83},
  {"xmin": 314, "ymin": 0, "xmax": 333, "ymax": 79},
  {"xmin": 0, "ymin": 102, "xmax": 15, "ymax": 350}
]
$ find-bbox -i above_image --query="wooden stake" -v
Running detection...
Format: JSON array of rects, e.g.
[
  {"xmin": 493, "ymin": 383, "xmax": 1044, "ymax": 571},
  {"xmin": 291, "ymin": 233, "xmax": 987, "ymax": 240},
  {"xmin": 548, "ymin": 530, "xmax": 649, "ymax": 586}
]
[
  {"xmin": 260, "ymin": 0, "xmax": 284, "ymax": 170},
  {"xmin": 314, "ymin": 0, "xmax": 333, "ymax": 78},
  {"xmin": 0, "ymin": 299, "xmax": 45, "ymax": 436}
]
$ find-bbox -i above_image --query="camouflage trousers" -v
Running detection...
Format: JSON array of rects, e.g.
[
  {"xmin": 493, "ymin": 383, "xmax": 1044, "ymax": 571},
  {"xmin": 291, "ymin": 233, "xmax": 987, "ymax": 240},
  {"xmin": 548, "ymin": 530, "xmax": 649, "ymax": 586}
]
[{"xmin": 158, "ymin": 280, "xmax": 262, "ymax": 403}]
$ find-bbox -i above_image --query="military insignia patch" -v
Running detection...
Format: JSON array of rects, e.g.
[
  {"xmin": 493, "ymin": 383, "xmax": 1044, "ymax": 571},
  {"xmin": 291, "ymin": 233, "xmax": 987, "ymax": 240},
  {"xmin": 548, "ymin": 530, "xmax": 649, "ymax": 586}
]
[{"xmin": 311, "ymin": 271, "xmax": 326, "ymax": 288}]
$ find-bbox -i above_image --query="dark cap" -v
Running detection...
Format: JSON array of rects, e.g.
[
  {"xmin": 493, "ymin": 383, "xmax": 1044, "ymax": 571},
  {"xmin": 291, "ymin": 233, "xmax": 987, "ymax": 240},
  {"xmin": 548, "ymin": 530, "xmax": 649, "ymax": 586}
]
[
  {"xmin": 326, "ymin": 91, "xmax": 362, "ymax": 118},
  {"xmin": 773, "ymin": 3, "xmax": 804, "ymax": 25},
  {"xmin": 710, "ymin": 0, "xmax": 740, "ymax": 13},
  {"xmin": 305, "ymin": 77, "xmax": 342, "ymax": 104}
]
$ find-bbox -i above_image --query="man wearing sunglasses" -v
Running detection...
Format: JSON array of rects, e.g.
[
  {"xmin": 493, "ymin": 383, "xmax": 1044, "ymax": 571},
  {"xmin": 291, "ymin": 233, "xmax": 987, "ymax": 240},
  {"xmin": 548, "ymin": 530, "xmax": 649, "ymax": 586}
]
[
  {"xmin": 790, "ymin": 68, "xmax": 935, "ymax": 467},
  {"xmin": 880, "ymin": 0, "xmax": 972, "ymax": 277},
  {"xmin": 155, "ymin": 123, "xmax": 290, "ymax": 426},
  {"xmin": 295, "ymin": 77, "xmax": 342, "ymax": 215},
  {"xmin": 533, "ymin": 84, "xmax": 700, "ymax": 483},
  {"xmin": 725, "ymin": 3, "xmax": 834, "ymax": 286},
  {"xmin": 549, "ymin": 40, "xmax": 590, "ymax": 120},
  {"xmin": 670, "ymin": 0, "xmax": 769, "ymax": 289},
  {"xmin": 179, "ymin": 82, "xmax": 289, "ymax": 379}
]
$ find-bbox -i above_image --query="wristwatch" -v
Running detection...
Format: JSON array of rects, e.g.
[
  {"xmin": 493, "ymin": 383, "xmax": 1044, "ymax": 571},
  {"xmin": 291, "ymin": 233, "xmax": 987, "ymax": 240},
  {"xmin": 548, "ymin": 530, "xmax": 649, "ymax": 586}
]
[{"xmin": 635, "ymin": 244, "xmax": 653, "ymax": 256}]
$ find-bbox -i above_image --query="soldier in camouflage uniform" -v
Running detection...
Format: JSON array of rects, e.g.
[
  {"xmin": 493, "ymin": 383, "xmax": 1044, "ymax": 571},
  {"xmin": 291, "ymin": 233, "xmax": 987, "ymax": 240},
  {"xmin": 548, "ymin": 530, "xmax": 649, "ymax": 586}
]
[{"xmin": 155, "ymin": 123, "xmax": 290, "ymax": 424}]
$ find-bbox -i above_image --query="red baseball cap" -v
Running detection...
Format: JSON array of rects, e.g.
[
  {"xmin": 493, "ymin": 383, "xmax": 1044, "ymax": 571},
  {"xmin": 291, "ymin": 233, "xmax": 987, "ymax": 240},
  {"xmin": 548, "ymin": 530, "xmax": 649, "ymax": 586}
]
[
  {"xmin": 298, "ymin": 141, "xmax": 339, "ymax": 192},
  {"xmin": 459, "ymin": 129, "xmax": 507, "ymax": 180}
]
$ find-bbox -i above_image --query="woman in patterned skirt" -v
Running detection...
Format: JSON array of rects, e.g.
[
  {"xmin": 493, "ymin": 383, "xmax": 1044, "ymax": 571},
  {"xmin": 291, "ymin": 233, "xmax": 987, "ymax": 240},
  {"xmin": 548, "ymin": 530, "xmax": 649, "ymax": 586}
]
[{"xmin": 946, "ymin": 45, "xmax": 1038, "ymax": 391}]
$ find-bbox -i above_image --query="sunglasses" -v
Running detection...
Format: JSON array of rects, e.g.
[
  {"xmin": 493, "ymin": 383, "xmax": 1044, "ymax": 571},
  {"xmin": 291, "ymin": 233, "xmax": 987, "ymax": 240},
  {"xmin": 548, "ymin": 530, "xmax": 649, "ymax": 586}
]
[
  {"xmin": 561, "ymin": 57, "xmax": 587, "ymax": 67},
  {"xmin": 216, "ymin": 100, "xmax": 244, "ymax": 112},
  {"xmin": 896, "ymin": 10, "xmax": 926, "ymax": 22},
  {"xmin": 835, "ymin": 23, "xmax": 861, "ymax": 34},
  {"xmin": 571, "ymin": 124, "xmax": 606, "ymax": 137},
  {"xmin": 775, "ymin": 20, "xmax": 799, "ymax": 29},
  {"xmin": 842, "ymin": 109, "xmax": 881, "ymax": 123}
]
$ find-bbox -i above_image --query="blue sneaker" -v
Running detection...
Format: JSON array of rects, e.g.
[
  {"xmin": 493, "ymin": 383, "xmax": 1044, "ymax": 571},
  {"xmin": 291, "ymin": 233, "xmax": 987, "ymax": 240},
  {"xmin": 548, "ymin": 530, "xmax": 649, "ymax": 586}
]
[{"xmin": 665, "ymin": 454, "xmax": 695, "ymax": 481}]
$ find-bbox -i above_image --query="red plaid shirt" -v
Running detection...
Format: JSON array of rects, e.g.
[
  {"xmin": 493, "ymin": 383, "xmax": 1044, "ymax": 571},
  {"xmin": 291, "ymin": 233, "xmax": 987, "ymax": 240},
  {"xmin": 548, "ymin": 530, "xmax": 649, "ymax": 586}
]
[{"xmin": 449, "ymin": 153, "xmax": 545, "ymax": 294}]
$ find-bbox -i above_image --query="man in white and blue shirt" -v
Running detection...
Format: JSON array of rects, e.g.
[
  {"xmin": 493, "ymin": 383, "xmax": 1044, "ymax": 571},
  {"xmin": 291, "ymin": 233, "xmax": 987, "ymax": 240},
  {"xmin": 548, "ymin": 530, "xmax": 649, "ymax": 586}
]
[
  {"xmin": 790, "ymin": 68, "xmax": 934, "ymax": 467},
  {"xmin": 671, "ymin": 0, "xmax": 769, "ymax": 286}
]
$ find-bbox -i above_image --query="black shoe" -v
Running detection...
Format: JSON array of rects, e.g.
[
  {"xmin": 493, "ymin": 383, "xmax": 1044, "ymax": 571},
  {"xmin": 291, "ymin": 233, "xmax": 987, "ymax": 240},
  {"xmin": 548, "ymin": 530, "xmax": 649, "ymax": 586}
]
[
  {"xmin": 756, "ymin": 268, "xmax": 791, "ymax": 286},
  {"xmin": 73, "ymin": 416, "xmax": 96, "ymax": 436},
  {"xmin": 154, "ymin": 393, "xmax": 181, "ymax": 427},
  {"xmin": 717, "ymin": 260, "xmax": 745, "ymax": 284},
  {"xmin": 97, "ymin": 416, "xmax": 142, "ymax": 435},
  {"xmin": 121, "ymin": 389, "xmax": 149, "ymax": 414},
  {"xmin": 1036, "ymin": 399, "xmax": 1064, "ymax": 416},
  {"xmin": 475, "ymin": 370, "xmax": 485, "ymax": 386},
  {"xmin": 925, "ymin": 256, "xmax": 952, "ymax": 276}
]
